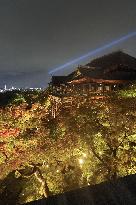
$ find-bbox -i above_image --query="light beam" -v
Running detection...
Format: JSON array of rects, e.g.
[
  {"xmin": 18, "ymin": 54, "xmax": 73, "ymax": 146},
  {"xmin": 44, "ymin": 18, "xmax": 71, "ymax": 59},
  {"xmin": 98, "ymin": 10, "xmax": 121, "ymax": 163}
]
[{"xmin": 49, "ymin": 31, "xmax": 136, "ymax": 75}]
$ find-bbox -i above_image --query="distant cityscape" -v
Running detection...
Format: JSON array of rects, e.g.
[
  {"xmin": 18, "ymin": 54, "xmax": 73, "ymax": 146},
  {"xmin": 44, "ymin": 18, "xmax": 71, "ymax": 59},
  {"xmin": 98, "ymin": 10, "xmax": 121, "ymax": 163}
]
[{"xmin": 0, "ymin": 84, "xmax": 44, "ymax": 93}]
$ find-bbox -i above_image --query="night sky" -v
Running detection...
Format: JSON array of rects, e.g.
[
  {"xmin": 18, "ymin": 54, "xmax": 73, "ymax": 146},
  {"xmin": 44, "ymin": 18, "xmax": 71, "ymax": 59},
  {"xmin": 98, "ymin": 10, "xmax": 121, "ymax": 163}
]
[{"xmin": 0, "ymin": 0, "xmax": 136, "ymax": 88}]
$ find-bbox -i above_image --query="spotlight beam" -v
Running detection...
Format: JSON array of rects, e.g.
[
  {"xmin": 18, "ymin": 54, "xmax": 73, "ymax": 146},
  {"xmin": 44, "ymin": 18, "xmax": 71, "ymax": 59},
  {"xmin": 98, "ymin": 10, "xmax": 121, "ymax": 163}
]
[{"xmin": 49, "ymin": 31, "xmax": 136, "ymax": 75}]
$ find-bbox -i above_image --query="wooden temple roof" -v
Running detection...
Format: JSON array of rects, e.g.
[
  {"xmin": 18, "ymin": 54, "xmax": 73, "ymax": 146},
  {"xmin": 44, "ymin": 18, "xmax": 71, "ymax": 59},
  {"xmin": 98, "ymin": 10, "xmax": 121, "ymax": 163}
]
[
  {"xmin": 51, "ymin": 51, "xmax": 136, "ymax": 85},
  {"xmin": 87, "ymin": 50, "xmax": 136, "ymax": 69}
]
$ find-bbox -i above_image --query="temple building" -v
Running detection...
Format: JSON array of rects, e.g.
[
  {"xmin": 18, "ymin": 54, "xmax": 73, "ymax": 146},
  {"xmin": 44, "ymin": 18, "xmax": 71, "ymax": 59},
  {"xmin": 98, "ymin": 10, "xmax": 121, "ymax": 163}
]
[
  {"xmin": 49, "ymin": 51, "xmax": 136, "ymax": 117},
  {"xmin": 49, "ymin": 51, "xmax": 136, "ymax": 96}
]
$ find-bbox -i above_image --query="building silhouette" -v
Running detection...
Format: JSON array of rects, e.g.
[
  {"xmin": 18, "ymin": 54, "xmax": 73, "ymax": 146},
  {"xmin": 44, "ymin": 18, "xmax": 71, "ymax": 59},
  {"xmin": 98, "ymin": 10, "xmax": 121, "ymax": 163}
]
[{"xmin": 49, "ymin": 51, "xmax": 136, "ymax": 117}]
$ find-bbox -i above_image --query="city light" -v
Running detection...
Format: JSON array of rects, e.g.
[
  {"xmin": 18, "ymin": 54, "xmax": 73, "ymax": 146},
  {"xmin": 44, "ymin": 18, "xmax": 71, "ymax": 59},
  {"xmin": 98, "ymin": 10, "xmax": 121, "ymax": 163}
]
[{"xmin": 0, "ymin": 85, "xmax": 44, "ymax": 93}]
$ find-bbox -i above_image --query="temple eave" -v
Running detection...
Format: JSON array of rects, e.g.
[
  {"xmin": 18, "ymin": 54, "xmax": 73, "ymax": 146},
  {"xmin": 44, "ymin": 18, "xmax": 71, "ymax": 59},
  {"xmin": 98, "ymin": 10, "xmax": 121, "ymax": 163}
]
[{"xmin": 68, "ymin": 77, "xmax": 130, "ymax": 85}]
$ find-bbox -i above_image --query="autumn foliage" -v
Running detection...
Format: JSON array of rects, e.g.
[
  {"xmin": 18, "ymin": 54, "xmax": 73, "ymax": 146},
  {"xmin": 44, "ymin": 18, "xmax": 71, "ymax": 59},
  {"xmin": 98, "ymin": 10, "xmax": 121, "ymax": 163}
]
[{"xmin": 0, "ymin": 87, "xmax": 136, "ymax": 204}]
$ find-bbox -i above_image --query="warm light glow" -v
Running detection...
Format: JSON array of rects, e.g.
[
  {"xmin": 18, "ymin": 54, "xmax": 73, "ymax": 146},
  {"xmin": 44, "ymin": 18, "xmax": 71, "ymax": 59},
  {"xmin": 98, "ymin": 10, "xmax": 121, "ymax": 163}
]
[
  {"xmin": 79, "ymin": 158, "xmax": 84, "ymax": 165},
  {"xmin": 83, "ymin": 153, "xmax": 87, "ymax": 157}
]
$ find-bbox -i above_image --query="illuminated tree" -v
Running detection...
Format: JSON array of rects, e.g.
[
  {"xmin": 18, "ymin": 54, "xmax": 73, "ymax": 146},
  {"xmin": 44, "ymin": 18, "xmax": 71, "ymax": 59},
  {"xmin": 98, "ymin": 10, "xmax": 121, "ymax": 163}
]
[
  {"xmin": 0, "ymin": 93, "xmax": 86, "ymax": 203},
  {"xmin": 71, "ymin": 95, "xmax": 136, "ymax": 182},
  {"xmin": 0, "ymin": 88, "xmax": 136, "ymax": 204}
]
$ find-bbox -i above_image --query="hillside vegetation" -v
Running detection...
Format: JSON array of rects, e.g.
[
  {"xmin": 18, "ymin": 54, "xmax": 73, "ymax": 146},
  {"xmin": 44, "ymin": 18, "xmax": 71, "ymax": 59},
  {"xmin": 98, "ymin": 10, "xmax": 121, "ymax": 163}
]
[{"xmin": 0, "ymin": 86, "xmax": 136, "ymax": 204}]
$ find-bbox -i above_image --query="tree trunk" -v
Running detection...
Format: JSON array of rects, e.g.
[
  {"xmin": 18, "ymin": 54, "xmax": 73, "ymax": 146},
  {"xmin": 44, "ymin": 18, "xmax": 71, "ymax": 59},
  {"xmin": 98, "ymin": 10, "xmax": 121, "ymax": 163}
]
[
  {"xmin": 34, "ymin": 166, "xmax": 50, "ymax": 198},
  {"xmin": 111, "ymin": 172, "xmax": 117, "ymax": 181},
  {"xmin": 18, "ymin": 164, "xmax": 50, "ymax": 198}
]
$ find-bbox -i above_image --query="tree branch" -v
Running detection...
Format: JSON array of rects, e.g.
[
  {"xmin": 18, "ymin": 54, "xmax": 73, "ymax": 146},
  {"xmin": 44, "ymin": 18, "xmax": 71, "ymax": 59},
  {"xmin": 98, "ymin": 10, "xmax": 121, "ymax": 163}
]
[
  {"xmin": 89, "ymin": 144, "xmax": 111, "ymax": 172},
  {"xmin": 18, "ymin": 164, "xmax": 50, "ymax": 198}
]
